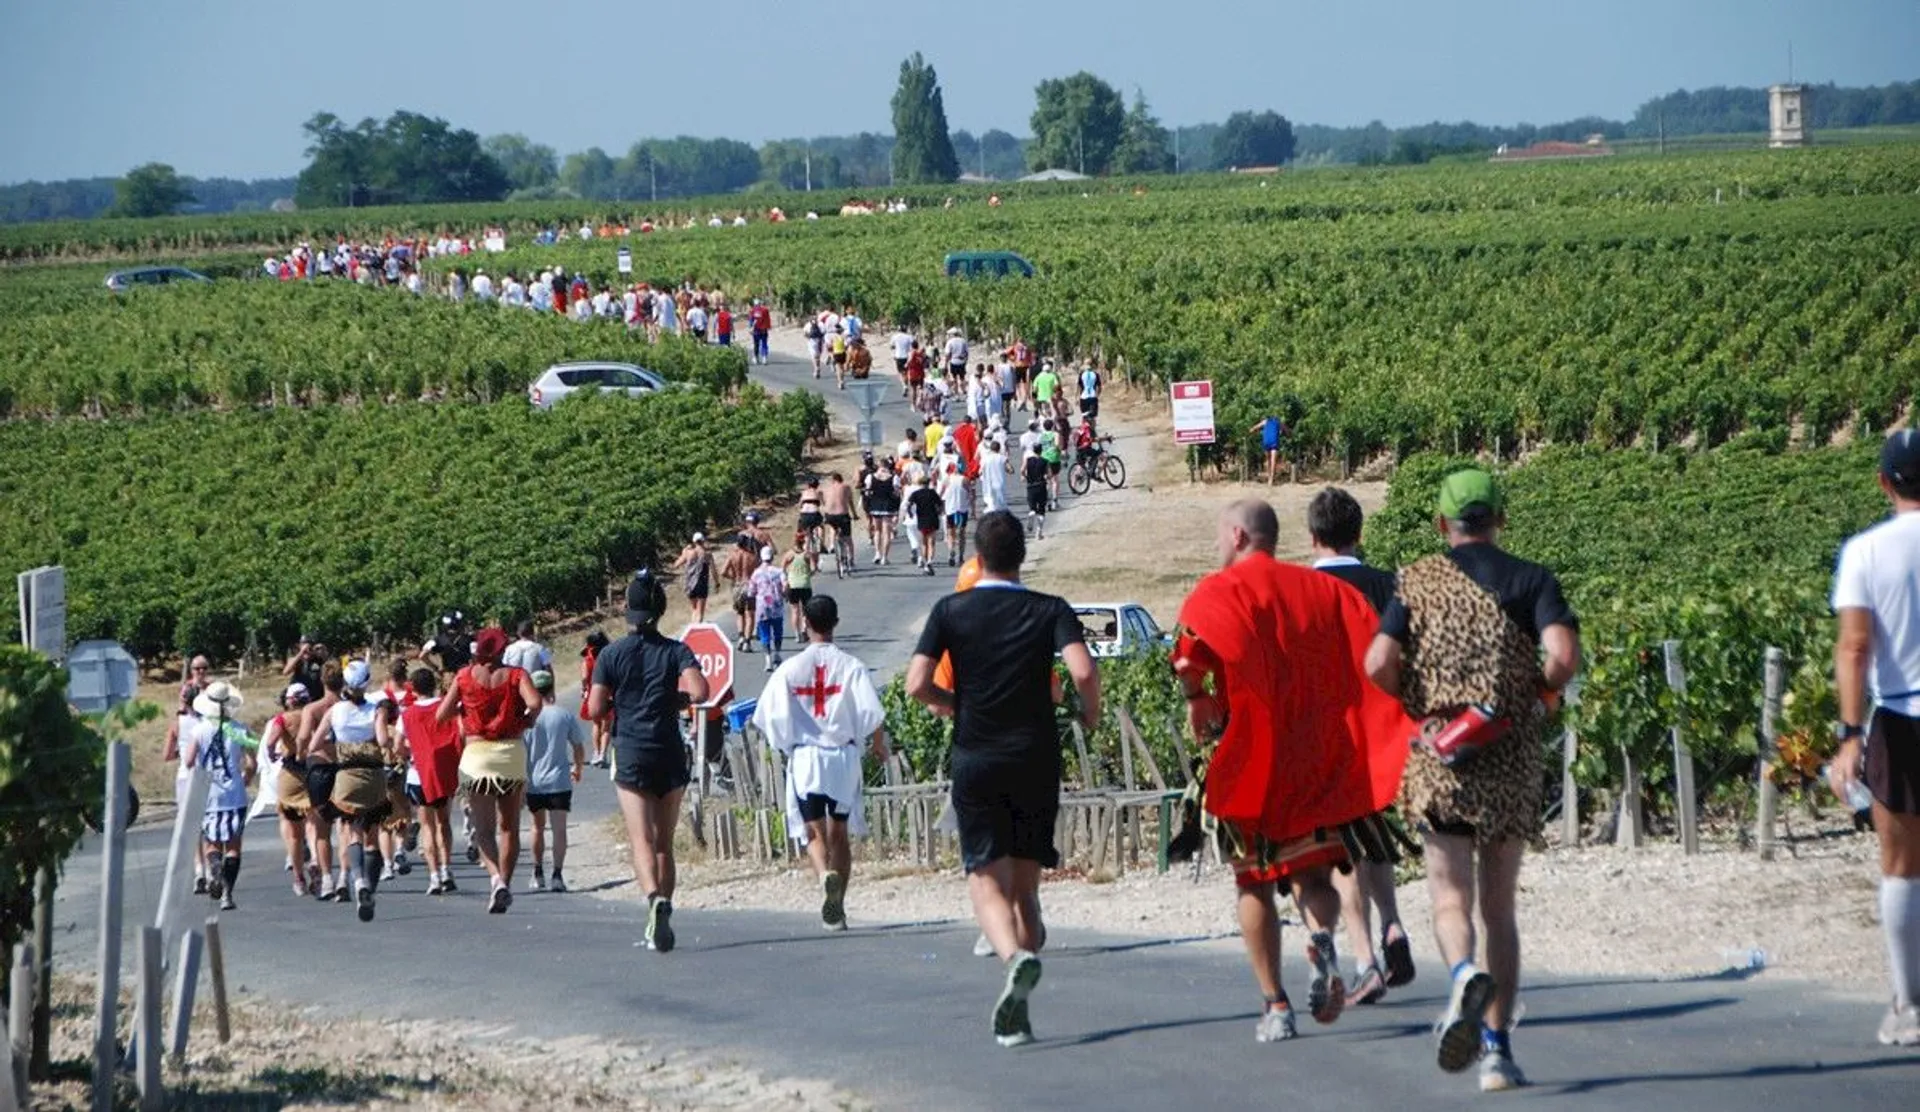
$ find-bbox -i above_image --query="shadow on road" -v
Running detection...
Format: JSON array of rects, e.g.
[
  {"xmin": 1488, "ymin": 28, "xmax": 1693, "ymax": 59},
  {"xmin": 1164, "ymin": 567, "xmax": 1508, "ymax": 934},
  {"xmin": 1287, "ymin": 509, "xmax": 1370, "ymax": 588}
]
[
  {"xmin": 693, "ymin": 920, "xmax": 960, "ymax": 954},
  {"xmin": 1545, "ymin": 1054, "xmax": 1920, "ymax": 1095},
  {"xmin": 1035, "ymin": 1011, "xmax": 1247, "ymax": 1049}
]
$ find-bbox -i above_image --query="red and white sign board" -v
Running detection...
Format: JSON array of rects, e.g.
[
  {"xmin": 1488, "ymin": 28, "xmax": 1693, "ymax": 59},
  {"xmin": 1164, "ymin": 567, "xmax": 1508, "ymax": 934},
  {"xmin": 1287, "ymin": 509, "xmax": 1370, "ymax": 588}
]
[
  {"xmin": 680, "ymin": 622, "xmax": 734, "ymax": 709},
  {"xmin": 1171, "ymin": 380, "xmax": 1216, "ymax": 445}
]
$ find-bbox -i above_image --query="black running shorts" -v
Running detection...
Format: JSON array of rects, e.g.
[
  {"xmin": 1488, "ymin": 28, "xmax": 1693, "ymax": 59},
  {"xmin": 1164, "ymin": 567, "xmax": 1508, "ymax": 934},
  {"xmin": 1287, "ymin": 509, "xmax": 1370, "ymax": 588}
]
[
  {"xmin": 951, "ymin": 752, "xmax": 1060, "ymax": 873},
  {"xmin": 526, "ymin": 790, "xmax": 573, "ymax": 813},
  {"xmin": 1867, "ymin": 707, "xmax": 1920, "ymax": 815},
  {"xmin": 615, "ymin": 743, "xmax": 691, "ymax": 799},
  {"xmin": 796, "ymin": 792, "xmax": 852, "ymax": 823}
]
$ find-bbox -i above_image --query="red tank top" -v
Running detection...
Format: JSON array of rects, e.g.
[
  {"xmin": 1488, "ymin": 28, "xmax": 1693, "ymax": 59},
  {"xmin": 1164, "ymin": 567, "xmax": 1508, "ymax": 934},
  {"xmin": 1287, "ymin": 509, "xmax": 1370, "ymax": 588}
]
[
  {"xmin": 401, "ymin": 701, "xmax": 463, "ymax": 753},
  {"xmin": 455, "ymin": 665, "xmax": 533, "ymax": 739}
]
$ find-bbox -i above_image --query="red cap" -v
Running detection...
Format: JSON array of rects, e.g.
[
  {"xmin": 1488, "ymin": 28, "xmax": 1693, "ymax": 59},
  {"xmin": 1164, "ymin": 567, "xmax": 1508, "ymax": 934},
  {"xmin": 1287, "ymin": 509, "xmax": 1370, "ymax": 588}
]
[{"xmin": 472, "ymin": 627, "xmax": 508, "ymax": 662}]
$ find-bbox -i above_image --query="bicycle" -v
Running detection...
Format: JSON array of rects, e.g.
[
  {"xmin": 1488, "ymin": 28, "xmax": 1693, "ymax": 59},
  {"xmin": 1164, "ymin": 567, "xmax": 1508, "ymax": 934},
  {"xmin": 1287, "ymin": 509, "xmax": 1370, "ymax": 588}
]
[{"xmin": 1066, "ymin": 437, "xmax": 1127, "ymax": 495}]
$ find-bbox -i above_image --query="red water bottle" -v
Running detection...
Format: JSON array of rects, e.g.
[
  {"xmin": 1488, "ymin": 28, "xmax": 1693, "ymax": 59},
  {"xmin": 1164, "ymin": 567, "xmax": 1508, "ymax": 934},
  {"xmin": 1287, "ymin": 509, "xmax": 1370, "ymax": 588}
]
[{"xmin": 1421, "ymin": 704, "xmax": 1511, "ymax": 767}]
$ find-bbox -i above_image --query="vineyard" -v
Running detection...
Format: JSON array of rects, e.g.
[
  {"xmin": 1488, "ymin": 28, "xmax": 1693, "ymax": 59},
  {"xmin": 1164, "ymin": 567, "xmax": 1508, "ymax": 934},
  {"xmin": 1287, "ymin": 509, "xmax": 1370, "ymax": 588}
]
[
  {"xmin": 0, "ymin": 280, "xmax": 748, "ymax": 416},
  {"xmin": 0, "ymin": 389, "xmax": 826, "ymax": 659}
]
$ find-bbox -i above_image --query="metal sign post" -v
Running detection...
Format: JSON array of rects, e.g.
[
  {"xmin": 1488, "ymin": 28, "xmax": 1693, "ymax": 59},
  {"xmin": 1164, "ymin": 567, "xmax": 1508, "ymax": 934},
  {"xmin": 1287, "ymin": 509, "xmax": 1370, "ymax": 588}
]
[
  {"xmin": 1662, "ymin": 640, "xmax": 1699, "ymax": 856},
  {"xmin": 16, "ymin": 567, "xmax": 65, "ymax": 663}
]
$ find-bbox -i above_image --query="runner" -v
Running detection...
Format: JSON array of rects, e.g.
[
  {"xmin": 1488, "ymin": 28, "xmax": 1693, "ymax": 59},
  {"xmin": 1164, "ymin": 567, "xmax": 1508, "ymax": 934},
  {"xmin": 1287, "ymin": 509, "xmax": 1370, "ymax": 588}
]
[
  {"xmin": 907, "ymin": 473, "xmax": 944, "ymax": 576},
  {"xmin": 1827, "ymin": 429, "xmax": 1920, "ymax": 1047},
  {"xmin": 589, "ymin": 574, "xmax": 709, "ymax": 952},
  {"xmin": 891, "ymin": 326, "xmax": 915, "ymax": 387},
  {"xmin": 580, "ymin": 631, "xmax": 612, "ymax": 768},
  {"xmin": 724, "ymin": 535, "xmax": 760, "ymax": 652},
  {"xmin": 1008, "ymin": 339, "xmax": 1033, "ymax": 411},
  {"xmin": 1365, "ymin": 468, "xmax": 1581, "ymax": 1090},
  {"xmin": 940, "ymin": 462, "xmax": 973, "ymax": 568},
  {"xmin": 524, "ymin": 670, "xmax": 585, "ymax": 893},
  {"xmin": 904, "ymin": 340, "xmax": 929, "ymax": 409},
  {"xmin": 438, "ymin": 628, "xmax": 543, "ymax": 915},
  {"xmin": 805, "ymin": 316, "xmax": 825, "ymax": 377},
  {"xmin": 398, "ymin": 667, "xmax": 464, "ymax": 895},
  {"xmin": 753, "ymin": 595, "xmax": 888, "ymax": 931},
  {"xmin": 821, "ymin": 471, "xmax": 859, "ymax": 575},
  {"xmin": 797, "ymin": 478, "xmax": 826, "ymax": 555},
  {"xmin": 783, "ymin": 538, "xmax": 816, "ymax": 632},
  {"xmin": 308, "ymin": 660, "xmax": 399, "ymax": 922},
  {"xmin": 183, "ymin": 682, "xmax": 256, "ymax": 912},
  {"xmin": 907, "ymin": 512, "xmax": 1099, "ymax": 1046},
  {"xmin": 1031, "ymin": 360, "xmax": 1060, "ymax": 417},
  {"xmin": 1307, "ymin": 487, "xmax": 1415, "ymax": 1001},
  {"xmin": 978, "ymin": 436, "xmax": 1010, "ymax": 515},
  {"xmin": 847, "ymin": 336, "xmax": 874, "ymax": 384},
  {"xmin": 503, "ymin": 621, "xmax": 551, "ymax": 674},
  {"xmin": 829, "ymin": 326, "xmax": 849, "ymax": 387},
  {"xmin": 164, "ymin": 655, "xmax": 212, "ymax": 893},
  {"xmin": 672, "ymin": 533, "xmax": 717, "ymax": 623},
  {"xmin": 749, "ymin": 546, "xmax": 789, "ymax": 670},
  {"xmin": 1040, "ymin": 419, "xmax": 1064, "ymax": 510},
  {"xmin": 1172, "ymin": 500, "xmax": 1413, "ymax": 1043},
  {"xmin": 748, "ymin": 299, "xmax": 773, "ymax": 365},
  {"xmin": 1021, "ymin": 446, "xmax": 1050, "ymax": 539},
  {"xmin": 864, "ymin": 456, "xmax": 901, "ymax": 566},
  {"xmin": 1077, "ymin": 361, "xmax": 1102, "ymax": 420},
  {"xmin": 263, "ymin": 683, "xmax": 314, "ymax": 895},
  {"xmin": 294, "ymin": 662, "xmax": 344, "ymax": 899},
  {"xmin": 943, "ymin": 327, "xmax": 969, "ymax": 380}
]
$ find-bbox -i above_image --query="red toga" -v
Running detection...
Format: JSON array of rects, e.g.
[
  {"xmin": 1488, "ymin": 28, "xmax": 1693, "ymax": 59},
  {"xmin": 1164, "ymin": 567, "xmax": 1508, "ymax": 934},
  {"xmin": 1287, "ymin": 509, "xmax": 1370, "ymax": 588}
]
[{"xmin": 1175, "ymin": 552, "xmax": 1412, "ymax": 843}]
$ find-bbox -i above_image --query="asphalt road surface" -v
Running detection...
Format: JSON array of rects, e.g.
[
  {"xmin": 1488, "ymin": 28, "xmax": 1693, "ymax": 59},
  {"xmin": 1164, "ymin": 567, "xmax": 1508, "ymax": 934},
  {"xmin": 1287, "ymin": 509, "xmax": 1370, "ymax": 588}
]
[{"xmin": 50, "ymin": 347, "xmax": 1920, "ymax": 1107}]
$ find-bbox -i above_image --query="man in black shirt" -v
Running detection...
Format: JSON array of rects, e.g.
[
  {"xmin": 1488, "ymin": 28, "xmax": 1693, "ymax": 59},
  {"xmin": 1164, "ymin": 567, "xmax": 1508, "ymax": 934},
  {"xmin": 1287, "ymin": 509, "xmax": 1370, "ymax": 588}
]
[
  {"xmin": 907, "ymin": 510, "xmax": 1101, "ymax": 1048},
  {"xmin": 420, "ymin": 611, "xmax": 472, "ymax": 674},
  {"xmin": 588, "ymin": 572, "xmax": 708, "ymax": 953},
  {"xmin": 907, "ymin": 474, "xmax": 944, "ymax": 575},
  {"xmin": 1364, "ymin": 469, "xmax": 1580, "ymax": 1092},
  {"xmin": 1306, "ymin": 487, "xmax": 1412, "ymax": 1003}
]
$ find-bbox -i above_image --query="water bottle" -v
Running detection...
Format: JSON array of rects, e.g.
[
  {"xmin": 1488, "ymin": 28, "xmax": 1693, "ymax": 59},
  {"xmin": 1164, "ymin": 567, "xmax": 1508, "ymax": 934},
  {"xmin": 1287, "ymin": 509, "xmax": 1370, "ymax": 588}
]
[{"xmin": 1822, "ymin": 763, "xmax": 1875, "ymax": 823}]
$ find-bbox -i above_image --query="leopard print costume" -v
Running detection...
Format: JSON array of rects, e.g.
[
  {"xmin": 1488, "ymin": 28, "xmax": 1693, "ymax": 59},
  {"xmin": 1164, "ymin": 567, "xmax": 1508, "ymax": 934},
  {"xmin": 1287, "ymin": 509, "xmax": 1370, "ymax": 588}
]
[{"xmin": 1395, "ymin": 553, "xmax": 1547, "ymax": 845}]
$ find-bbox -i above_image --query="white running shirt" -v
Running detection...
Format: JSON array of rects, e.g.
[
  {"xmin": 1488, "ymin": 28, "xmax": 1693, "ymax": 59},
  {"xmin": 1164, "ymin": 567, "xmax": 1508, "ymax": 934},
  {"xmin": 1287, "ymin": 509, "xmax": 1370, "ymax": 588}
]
[{"xmin": 1831, "ymin": 510, "xmax": 1920, "ymax": 716}]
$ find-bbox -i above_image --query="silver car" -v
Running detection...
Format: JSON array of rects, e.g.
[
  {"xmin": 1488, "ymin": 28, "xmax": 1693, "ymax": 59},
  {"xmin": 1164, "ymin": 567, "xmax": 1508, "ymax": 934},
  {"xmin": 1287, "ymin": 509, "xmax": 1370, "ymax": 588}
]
[
  {"xmin": 527, "ymin": 361, "xmax": 668, "ymax": 408},
  {"xmin": 104, "ymin": 266, "xmax": 211, "ymax": 292}
]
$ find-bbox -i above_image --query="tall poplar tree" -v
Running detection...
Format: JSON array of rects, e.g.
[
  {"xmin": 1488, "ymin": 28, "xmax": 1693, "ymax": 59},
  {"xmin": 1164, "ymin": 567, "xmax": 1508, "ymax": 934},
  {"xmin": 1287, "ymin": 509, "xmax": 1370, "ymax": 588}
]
[{"xmin": 890, "ymin": 53, "xmax": 960, "ymax": 184}]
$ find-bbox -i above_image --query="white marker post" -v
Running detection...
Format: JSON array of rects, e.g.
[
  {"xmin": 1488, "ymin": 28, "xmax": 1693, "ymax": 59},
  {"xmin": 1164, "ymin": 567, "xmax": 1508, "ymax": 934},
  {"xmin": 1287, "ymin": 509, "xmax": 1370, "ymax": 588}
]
[
  {"xmin": 1663, "ymin": 640, "xmax": 1699, "ymax": 856},
  {"xmin": 91, "ymin": 742, "xmax": 130, "ymax": 1112}
]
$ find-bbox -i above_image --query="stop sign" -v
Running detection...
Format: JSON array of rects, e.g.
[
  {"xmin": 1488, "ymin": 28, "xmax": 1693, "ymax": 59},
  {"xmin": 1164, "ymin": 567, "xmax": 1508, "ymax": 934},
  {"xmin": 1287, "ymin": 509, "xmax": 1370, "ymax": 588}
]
[{"xmin": 679, "ymin": 622, "xmax": 734, "ymax": 709}]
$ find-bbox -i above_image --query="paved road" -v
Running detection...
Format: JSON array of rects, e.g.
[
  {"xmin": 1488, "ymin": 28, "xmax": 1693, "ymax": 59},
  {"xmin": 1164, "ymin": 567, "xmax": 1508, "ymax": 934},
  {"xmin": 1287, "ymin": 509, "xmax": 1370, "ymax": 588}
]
[{"xmin": 49, "ymin": 348, "xmax": 1920, "ymax": 1107}]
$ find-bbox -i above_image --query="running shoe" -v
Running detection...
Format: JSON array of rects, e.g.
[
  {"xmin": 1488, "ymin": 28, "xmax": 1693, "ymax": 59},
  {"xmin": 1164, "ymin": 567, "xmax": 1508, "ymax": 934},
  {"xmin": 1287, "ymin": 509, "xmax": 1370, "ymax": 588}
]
[
  {"xmin": 924, "ymin": 565, "xmax": 936, "ymax": 577},
  {"xmin": 1879, "ymin": 1002, "xmax": 1920, "ymax": 1047},
  {"xmin": 395, "ymin": 850, "xmax": 412, "ymax": 876},
  {"xmin": 220, "ymin": 892, "xmax": 237, "ymax": 912},
  {"xmin": 821, "ymin": 871, "xmax": 847, "ymax": 930},
  {"xmin": 533, "ymin": 867, "xmax": 547, "ymax": 892},
  {"xmin": 648, "ymin": 897, "xmax": 676, "ymax": 952},
  {"xmin": 306, "ymin": 864, "xmax": 322, "ymax": 894},
  {"xmin": 1305, "ymin": 932, "xmax": 1345, "ymax": 1025},
  {"xmin": 293, "ymin": 874, "xmax": 308, "ymax": 898},
  {"xmin": 1383, "ymin": 927, "xmax": 1417, "ymax": 987},
  {"xmin": 1478, "ymin": 1048, "xmax": 1527, "ymax": 1092},
  {"xmin": 466, "ymin": 841, "xmax": 480, "ymax": 865},
  {"xmin": 1255, "ymin": 1004, "xmax": 1298, "ymax": 1043},
  {"xmin": 948, "ymin": 553, "xmax": 957, "ymax": 567},
  {"xmin": 355, "ymin": 882, "xmax": 375, "ymax": 923},
  {"xmin": 973, "ymin": 933, "xmax": 996, "ymax": 958},
  {"xmin": 193, "ymin": 876, "xmax": 208, "ymax": 896},
  {"xmin": 992, "ymin": 952, "xmax": 1043, "ymax": 1047},
  {"xmin": 442, "ymin": 875, "xmax": 458, "ymax": 893},
  {"xmin": 551, "ymin": 872, "xmax": 568, "ymax": 894},
  {"xmin": 317, "ymin": 878, "xmax": 337, "ymax": 903},
  {"xmin": 283, "ymin": 855, "xmax": 293, "ymax": 872},
  {"xmin": 1435, "ymin": 970, "xmax": 1496, "ymax": 1073},
  {"xmin": 380, "ymin": 863, "xmax": 397, "ymax": 883},
  {"xmin": 403, "ymin": 824, "xmax": 420, "ymax": 854},
  {"xmin": 206, "ymin": 874, "xmax": 224, "ymax": 901},
  {"xmin": 427, "ymin": 877, "xmax": 445, "ymax": 896},
  {"xmin": 488, "ymin": 884, "xmax": 511, "ymax": 915},
  {"xmin": 1351, "ymin": 964, "xmax": 1388, "ymax": 1006}
]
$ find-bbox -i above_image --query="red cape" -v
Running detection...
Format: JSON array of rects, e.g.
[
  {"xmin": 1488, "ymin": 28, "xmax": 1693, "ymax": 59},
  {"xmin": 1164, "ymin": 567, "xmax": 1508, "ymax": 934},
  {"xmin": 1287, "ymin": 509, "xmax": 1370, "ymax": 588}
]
[{"xmin": 1176, "ymin": 553, "xmax": 1413, "ymax": 842}]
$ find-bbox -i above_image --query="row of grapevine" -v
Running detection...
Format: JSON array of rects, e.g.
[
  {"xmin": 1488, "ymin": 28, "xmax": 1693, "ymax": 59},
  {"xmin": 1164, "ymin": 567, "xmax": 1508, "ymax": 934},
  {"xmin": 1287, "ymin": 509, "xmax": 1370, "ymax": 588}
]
[
  {"xmin": 0, "ymin": 280, "xmax": 748, "ymax": 416},
  {"xmin": 0, "ymin": 389, "xmax": 826, "ymax": 660},
  {"xmin": 4, "ymin": 144, "xmax": 1915, "ymax": 261}
]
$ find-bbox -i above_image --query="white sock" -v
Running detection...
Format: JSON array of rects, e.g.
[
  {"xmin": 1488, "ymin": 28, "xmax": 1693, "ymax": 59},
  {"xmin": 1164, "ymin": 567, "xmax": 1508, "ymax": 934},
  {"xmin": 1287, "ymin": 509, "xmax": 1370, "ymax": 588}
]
[{"xmin": 1882, "ymin": 876, "xmax": 1920, "ymax": 1009}]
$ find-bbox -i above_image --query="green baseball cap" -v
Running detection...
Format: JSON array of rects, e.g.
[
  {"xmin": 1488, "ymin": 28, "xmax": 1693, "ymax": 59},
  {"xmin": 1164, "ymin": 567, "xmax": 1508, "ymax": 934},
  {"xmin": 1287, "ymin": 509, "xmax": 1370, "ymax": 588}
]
[{"xmin": 1437, "ymin": 468, "xmax": 1503, "ymax": 519}]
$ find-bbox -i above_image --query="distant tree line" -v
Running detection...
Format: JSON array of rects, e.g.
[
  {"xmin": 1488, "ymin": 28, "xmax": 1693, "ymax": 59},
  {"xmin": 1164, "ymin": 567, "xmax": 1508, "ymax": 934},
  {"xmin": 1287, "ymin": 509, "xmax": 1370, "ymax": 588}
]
[{"xmin": 4, "ymin": 77, "xmax": 1915, "ymax": 223}]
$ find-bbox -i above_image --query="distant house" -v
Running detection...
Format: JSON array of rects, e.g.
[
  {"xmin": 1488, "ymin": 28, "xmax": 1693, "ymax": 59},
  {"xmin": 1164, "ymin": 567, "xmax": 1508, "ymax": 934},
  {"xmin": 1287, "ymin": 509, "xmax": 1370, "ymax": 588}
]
[
  {"xmin": 1490, "ymin": 140, "xmax": 1614, "ymax": 162},
  {"xmin": 1017, "ymin": 168, "xmax": 1090, "ymax": 182}
]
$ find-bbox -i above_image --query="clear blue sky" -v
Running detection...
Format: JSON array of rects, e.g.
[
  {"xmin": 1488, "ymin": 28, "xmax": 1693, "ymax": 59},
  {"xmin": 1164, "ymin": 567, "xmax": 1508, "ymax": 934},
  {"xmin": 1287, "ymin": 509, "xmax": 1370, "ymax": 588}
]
[{"xmin": 2, "ymin": 0, "xmax": 1914, "ymax": 182}]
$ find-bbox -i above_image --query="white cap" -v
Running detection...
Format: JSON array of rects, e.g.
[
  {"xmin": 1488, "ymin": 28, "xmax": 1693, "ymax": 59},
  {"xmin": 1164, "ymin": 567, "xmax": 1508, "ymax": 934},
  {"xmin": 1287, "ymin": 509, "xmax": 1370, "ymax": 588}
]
[
  {"xmin": 692, "ymin": 531, "xmax": 706, "ymax": 543},
  {"xmin": 760, "ymin": 545, "xmax": 775, "ymax": 562}
]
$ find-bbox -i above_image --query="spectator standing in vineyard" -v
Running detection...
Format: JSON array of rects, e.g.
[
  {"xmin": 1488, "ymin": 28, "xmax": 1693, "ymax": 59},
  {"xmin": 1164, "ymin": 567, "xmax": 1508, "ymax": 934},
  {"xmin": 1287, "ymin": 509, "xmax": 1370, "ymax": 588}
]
[
  {"xmin": 1171, "ymin": 500, "xmax": 1413, "ymax": 1043},
  {"xmin": 282, "ymin": 635, "xmax": 328, "ymax": 697},
  {"xmin": 1364, "ymin": 469, "xmax": 1581, "ymax": 1092},
  {"xmin": 589, "ymin": 574, "xmax": 708, "ymax": 952},
  {"xmin": 906, "ymin": 511, "xmax": 1100, "ymax": 1047},
  {"xmin": 1828, "ymin": 429, "xmax": 1920, "ymax": 1048},
  {"xmin": 1307, "ymin": 487, "xmax": 1415, "ymax": 1003},
  {"xmin": 1250, "ymin": 416, "xmax": 1287, "ymax": 485}
]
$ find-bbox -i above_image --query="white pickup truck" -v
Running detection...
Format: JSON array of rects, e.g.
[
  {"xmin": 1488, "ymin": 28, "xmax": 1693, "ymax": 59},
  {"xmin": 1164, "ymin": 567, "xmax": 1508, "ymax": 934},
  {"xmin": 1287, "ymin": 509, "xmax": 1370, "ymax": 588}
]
[{"xmin": 1070, "ymin": 603, "xmax": 1169, "ymax": 660}]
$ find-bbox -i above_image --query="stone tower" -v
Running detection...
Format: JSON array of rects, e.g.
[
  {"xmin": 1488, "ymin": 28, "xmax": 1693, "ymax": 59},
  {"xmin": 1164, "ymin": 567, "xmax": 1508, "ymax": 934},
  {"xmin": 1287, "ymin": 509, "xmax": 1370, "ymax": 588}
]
[{"xmin": 1768, "ymin": 84, "xmax": 1808, "ymax": 148}]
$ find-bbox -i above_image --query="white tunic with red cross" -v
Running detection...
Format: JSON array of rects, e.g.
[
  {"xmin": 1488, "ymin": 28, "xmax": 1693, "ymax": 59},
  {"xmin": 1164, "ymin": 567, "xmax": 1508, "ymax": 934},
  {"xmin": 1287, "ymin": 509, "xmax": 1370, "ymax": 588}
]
[{"xmin": 754, "ymin": 641, "xmax": 885, "ymax": 841}]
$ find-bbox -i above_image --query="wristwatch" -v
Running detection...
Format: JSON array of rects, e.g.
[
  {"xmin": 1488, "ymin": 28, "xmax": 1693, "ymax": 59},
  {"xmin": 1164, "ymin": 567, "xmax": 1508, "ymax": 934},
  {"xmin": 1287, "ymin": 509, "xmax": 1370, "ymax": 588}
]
[{"xmin": 1834, "ymin": 722, "xmax": 1865, "ymax": 742}]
